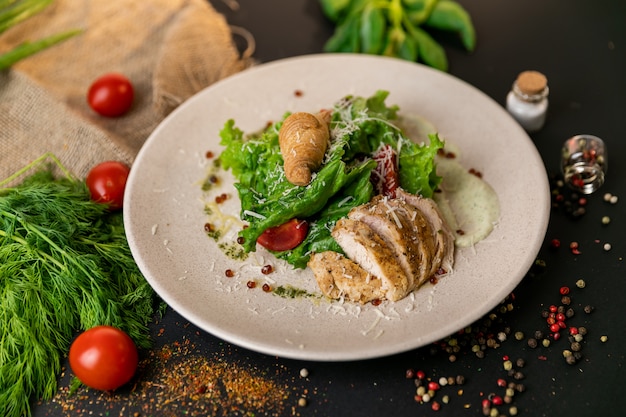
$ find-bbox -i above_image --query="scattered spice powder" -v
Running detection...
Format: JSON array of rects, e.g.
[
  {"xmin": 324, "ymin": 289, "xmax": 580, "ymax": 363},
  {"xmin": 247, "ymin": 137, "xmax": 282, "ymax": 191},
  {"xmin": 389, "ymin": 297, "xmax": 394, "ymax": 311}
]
[
  {"xmin": 45, "ymin": 339, "xmax": 303, "ymax": 417},
  {"xmin": 139, "ymin": 346, "xmax": 291, "ymax": 416}
]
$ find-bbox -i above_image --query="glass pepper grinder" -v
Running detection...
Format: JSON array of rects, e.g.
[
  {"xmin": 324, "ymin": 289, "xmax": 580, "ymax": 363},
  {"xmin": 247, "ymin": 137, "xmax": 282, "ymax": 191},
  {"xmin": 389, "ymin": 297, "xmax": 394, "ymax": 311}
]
[{"xmin": 506, "ymin": 70, "xmax": 549, "ymax": 133}]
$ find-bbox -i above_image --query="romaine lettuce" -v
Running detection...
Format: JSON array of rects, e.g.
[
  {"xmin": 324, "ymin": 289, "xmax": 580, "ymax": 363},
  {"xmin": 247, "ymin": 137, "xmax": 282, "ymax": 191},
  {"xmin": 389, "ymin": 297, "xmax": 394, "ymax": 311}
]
[{"xmin": 218, "ymin": 90, "xmax": 443, "ymax": 268}]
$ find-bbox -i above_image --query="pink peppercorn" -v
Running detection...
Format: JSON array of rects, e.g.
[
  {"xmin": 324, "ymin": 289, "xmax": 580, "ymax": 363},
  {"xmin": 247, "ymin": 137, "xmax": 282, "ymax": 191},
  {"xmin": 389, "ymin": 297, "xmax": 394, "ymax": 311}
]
[
  {"xmin": 428, "ymin": 381, "xmax": 440, "ymax": 391},
  {"xmin": 570, "ymin": 241, "xmax": 581, "ymax": 255},
  {"xmin": 416, "ymin": 370, "xmax": 426, "ymax": 380},
  {"xmin": 559, "ymin": 286, "xmax": 570, "ymax": 295},
  {"xmin": 492, "ymin": 395, "xmax": 504, "ymax": 406}
]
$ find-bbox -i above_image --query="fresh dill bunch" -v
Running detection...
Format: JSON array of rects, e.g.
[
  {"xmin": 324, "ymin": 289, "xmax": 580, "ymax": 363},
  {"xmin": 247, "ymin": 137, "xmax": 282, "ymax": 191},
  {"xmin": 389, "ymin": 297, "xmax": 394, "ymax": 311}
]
[{"xmin": 0, "ymin": 165, "xmax": 156, "ymax": 417}]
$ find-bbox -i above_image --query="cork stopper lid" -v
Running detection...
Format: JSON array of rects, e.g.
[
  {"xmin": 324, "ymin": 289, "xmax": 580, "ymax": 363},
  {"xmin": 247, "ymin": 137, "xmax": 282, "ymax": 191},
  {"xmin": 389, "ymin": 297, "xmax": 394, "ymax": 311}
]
[{"xmin": 516, "ymin": 71, "xmax": 548, "ymax": 95}]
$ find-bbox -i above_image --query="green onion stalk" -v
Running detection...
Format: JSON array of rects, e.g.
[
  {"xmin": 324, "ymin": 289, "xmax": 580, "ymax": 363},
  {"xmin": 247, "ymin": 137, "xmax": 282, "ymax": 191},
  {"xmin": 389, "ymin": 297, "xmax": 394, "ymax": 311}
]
[{"xmin": 0, "ymin": 0, "xmax": 82, "ymax": 70}]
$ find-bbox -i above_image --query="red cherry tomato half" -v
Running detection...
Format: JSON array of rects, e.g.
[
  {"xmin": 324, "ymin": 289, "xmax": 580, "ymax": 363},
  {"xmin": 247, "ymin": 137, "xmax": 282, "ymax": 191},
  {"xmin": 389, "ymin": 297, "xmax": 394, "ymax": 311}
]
[
  {"xmin": 68, "ymin": 325, "xmax": 138, "ymax": 391},
  {"xmin": 86, "ymin": 161, "xmax": 130, "ymax": 210},
  {"xmin": 87, "ymin": 73, "xmax": 134, "ymax": 117},
  {"xmin": 257, "ymin": 219, "xmax": 308, "ymax": 251}
]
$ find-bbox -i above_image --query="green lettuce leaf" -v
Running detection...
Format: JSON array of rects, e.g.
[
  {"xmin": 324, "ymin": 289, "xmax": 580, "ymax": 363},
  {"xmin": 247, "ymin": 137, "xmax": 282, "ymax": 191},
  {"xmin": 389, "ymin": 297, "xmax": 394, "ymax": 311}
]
[{"xmin": 218, "ymin": 90, "xmax": 443, "ymax": 268}]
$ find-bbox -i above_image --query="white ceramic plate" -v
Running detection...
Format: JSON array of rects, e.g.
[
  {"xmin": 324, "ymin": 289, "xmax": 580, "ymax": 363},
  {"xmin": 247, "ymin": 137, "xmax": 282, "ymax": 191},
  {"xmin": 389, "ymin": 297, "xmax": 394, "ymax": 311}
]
[{"xmin": 125, "ymin": 54, "xmax": 550, "ymax": 361}]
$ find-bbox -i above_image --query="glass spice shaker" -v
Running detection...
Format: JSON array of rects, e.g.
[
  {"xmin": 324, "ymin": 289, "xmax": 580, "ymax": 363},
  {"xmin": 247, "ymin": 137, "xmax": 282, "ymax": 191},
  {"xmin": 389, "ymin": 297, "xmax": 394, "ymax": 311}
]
[
  {"xmin": 506, "ymin": 70, "xmax": 549, "ymax": 133},
  {"xmin": 561, "ymin": 134, "xmax": 607, "ymax": 194}
]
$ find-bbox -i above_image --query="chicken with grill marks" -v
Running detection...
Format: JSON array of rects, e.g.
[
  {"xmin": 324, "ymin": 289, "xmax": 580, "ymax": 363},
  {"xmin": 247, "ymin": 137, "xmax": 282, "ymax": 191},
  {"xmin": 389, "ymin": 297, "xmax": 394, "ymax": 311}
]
[{"xmin": 308, "ymin": 188, "xmax": 455, "ymax": 303}]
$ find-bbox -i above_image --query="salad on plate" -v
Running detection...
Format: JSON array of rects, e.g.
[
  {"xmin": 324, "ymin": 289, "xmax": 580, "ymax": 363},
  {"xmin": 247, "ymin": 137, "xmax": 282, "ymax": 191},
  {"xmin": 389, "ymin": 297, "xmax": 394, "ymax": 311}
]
[{"xmin": 206, "ymin": 90, "xmax": 499, "ymax": 304}]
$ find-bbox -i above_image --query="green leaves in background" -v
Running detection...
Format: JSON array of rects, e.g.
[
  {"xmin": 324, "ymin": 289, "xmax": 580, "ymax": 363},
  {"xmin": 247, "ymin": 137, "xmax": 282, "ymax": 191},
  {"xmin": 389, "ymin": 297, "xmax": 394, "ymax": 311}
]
[
  {"xmin": 0, "ymin": 0, "xmax": 81, "ymax": 70},
  {"xmin": 320, "ymin": 0, "xmax": 476, "ymax": 71}
]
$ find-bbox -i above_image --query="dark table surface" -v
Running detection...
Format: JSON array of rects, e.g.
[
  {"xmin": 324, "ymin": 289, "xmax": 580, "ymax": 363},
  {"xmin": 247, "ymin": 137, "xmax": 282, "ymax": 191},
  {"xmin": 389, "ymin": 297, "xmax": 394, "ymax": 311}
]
[{"xmin": 36, "ymin": 0, "xmax": 626, "ymax": 416}]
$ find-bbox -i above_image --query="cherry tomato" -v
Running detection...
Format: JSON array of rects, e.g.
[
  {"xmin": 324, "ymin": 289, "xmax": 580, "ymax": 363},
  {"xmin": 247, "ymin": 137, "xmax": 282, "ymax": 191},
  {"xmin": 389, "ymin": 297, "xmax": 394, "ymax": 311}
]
[
  {"xmin": 69, "ymin": 325, "xmax": 138, "ymax": 391},
  {"xmin": 87, "ymin": 73, "xmax": 134, "ymax": 117},
  {"xmin": 257, "ymin": 218, "xmax": 308, "ymax": 251},
  {"xmin": 86, "ymin": 161, "xmax": 130, "ymax": 210}
]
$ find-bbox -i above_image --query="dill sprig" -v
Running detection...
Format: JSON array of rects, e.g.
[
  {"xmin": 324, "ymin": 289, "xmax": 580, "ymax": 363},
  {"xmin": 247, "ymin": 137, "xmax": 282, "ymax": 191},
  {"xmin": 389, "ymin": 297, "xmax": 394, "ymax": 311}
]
[{"xmin": 0, "ymin": 158, "xmax": 156, "ymax": 417}]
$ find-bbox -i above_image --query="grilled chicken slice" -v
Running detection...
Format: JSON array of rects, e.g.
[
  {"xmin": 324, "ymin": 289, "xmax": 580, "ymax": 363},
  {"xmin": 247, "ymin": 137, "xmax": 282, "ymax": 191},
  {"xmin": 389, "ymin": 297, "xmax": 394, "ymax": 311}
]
[
  {"xmin": 331, "ymin": 218, "xmax": 409, "ymax": 301},
  {"xmin": 396, "ymin": 188, "xmax": 455, "ymax": 276},
  {"xmin": 308, "ymin": 251, "xmax": 384, "ymax": 304},
  {"xmin": 349, "ymin": 195, "xmax": 424, "ymax": 290},
  {"xmin": 309, "ymin": 189, "xmax": 455, "ymax": 303},
  {"xmin": 378, "ymin": 196, "xmax": 436, "ymax": 287}
]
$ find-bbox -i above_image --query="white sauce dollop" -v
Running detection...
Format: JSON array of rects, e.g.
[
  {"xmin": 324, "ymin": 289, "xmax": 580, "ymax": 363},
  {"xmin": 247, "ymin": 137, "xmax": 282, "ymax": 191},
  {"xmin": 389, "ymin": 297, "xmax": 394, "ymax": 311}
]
[{"xmin": 397, "ymin": 114, "xmax": 501, "ymax": 247}]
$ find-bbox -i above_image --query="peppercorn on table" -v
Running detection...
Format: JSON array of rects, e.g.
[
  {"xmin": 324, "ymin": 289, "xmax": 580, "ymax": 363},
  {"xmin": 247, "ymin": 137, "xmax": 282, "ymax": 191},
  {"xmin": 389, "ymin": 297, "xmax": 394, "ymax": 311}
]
[{"xmin": 29, "ymin": 0, "xmax": 626, "ymax": 416}]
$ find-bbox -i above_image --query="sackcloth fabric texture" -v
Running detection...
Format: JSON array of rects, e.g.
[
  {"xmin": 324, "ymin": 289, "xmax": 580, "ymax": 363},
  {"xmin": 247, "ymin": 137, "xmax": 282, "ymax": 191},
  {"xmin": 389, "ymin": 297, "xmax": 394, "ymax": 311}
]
[{"xmin": 0, "ymin": 0, "xmax": 254, "ymax": 182}]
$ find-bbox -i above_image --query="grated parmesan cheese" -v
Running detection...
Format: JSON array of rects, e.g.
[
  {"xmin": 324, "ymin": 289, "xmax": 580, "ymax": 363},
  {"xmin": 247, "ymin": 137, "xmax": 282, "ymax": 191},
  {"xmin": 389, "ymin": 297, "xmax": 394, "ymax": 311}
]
[
  {"xmin": 243, "ymin": 210, "xmax": 267, "ymax": 220},
  {"xmin": 337, "ymin": 195, "xmax": 354, "ymax": 207}
]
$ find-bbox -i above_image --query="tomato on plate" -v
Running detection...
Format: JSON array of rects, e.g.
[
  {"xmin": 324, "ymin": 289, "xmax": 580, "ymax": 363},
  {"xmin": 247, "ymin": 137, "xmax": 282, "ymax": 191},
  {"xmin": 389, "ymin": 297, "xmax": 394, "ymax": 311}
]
[
  {"xmin": 69, "ymin": 325, "xmax": 138, "ymax": 391},
  {"xmin": 86, "ymin": 161, "xmax": 130, "ymax": 210},
  {"xmin": 87, "ymin": 73, "xmax": 134, "ymax": 117},
  {"xmin": 257, "ymin": 218, "xmax": 308, "ymax": 251}
]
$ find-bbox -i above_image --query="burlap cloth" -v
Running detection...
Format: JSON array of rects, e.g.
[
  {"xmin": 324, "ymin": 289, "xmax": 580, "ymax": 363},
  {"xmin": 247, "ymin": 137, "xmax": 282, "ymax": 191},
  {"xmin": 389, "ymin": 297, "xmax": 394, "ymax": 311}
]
[{"xmin": 0, "ymin": 0, "xmax": 254, "ymax": 181}]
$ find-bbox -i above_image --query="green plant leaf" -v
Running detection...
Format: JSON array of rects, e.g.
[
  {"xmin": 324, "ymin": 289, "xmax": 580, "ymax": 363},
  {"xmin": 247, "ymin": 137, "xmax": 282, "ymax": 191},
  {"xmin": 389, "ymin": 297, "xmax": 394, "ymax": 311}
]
[
  {"xmin": 360, "ymin": 3, "xmax": 386, "ymax": 54},
  {"xmin": 425, "ymin": 0, "xmax": 476, "ymax": 51}
]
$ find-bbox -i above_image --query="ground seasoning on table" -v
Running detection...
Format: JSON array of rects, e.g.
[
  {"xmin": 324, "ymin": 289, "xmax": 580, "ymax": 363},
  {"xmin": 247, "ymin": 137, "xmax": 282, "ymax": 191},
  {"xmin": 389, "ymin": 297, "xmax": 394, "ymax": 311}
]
[{"xmin": 46, "ymin": 339, "xmax": 302, "ymax": 417}]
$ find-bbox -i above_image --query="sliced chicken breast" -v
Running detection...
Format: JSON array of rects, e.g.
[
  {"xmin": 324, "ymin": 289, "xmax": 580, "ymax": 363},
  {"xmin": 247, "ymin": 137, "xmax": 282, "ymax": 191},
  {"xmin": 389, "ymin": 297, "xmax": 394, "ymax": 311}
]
[
  {"xmin": 331, "ymin": 218, "xmax": 409, "ymax": 301},
  {"xmin": 309, "ymin": 189, "xmax": 455, "ymax": 303},
  {"xmin": 381, "ymin": 197, "xmax": 436, "ymax": 287},
  {"xmin": 348, "ymin": 195, "xmax": 422, "ymax": 290},
  {"xmin": 396, "ymin": 188, "xmax": 455, "ymax": 276},
  {"xmin": 308, "ymin": 251, "xmax": 384, "ymax": 304}
]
